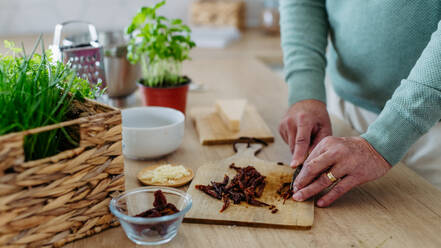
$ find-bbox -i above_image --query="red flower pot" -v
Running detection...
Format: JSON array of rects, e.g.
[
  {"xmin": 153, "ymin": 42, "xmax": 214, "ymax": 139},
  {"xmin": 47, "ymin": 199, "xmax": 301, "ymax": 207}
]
[{"xmin": 138, "ymin": 79, "xmax": 190, "ymax": 114}]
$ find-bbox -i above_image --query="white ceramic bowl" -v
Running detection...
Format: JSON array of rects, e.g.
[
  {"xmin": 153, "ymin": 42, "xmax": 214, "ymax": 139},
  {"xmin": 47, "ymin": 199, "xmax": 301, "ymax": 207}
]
[{"xmin": 122, "ymin": 107, "xmax": 185, "ymax": 159}]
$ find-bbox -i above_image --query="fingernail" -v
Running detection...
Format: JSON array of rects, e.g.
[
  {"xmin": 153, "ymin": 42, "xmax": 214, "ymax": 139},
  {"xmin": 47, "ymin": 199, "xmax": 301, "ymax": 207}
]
[
  {"xmin": 290, "ymin": 160, "xmax": 299, "ymax": 168},
  {"xmin": 293, "ymin": 186, "xmax": 298, "ymax": 193},
  {"xmin": 293, "ymin": 192, "xmax": 302, "ymax": 201},
  {"xmin": 317, "ymin": 200, "xmax": 324, "ymax": 207}
]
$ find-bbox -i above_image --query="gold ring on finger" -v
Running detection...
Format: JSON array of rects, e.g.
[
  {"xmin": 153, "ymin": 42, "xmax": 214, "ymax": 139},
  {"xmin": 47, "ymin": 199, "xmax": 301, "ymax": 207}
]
[{"xmin": 326, "ymin": 171, "xmax": 338, "ymax": 183}]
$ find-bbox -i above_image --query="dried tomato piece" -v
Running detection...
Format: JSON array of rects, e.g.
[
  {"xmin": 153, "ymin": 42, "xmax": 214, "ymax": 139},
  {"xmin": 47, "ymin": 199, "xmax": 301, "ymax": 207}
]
[
  {"xmin": 132, "ymin": 190, "xmax": 181, "ymax": 236},
  {"xmin": 153, "ymin": 190, "xmax": 168, "ymax": 209},
  {"xmin": 277, "ymin": 182, "xmax": 294, "ymax": 204},
  {"xmin": 195, "ymin": 185, "xmax": 222, "ymax": 199},
  {"xmin": 220, "ymin": 195, "xmax": 231, "ymax": 212},
  {"xmin": 135, "ymin": 208, "xmax": 161, "ymax": 218},
  {"xmin": 248, "ymin": 199, "xmax": 269, "ymax": 207}
]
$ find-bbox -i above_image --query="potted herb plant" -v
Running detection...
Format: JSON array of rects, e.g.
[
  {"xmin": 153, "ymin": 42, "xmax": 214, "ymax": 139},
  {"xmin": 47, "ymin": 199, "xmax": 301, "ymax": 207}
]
[{"xmin": 126, "ymin": 0, "xmax": 196, "ymax": 114}]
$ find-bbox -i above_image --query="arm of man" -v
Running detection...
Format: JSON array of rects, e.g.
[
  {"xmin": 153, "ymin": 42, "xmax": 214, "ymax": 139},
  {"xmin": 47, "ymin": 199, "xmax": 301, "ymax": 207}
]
[
  {"xmin": 361, "ymin": 20, "xmax": 441, "ymax": 166},
  {"xmin": 280, "ymin": 0, "xmax": 329, "ymax": 106},
  {"xmin": 279, "ymin": 0, "xmax": 332, "ymax": 167},
  {"xmin": 293, "ymin": 20, "xmax": 441, "ymax": 207}
]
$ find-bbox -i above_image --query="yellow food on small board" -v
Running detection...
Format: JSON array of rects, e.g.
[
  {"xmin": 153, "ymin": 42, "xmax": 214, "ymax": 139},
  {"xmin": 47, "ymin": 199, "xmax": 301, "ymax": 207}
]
[{"xmin": 137, "ymin": 164, "xmax": 194, "ymax": 187}]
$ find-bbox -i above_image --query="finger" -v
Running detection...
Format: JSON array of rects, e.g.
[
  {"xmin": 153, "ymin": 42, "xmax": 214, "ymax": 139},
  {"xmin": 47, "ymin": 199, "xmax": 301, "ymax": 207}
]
[
  {"xmin": 292, "ymin": 163, "xmax": 346, "ymax": 201},
  {"xmin": 292, "ymin": 173, "xmax": 330, "ymax": 201},
  {"xmin": 287, "ymin": 125, "xmax": 297, "ymax": 154},
  {"xmin": 290, "ymin": 124, "xmax": 313, "ymax": 168},
  {"xmin": 304, "ymin": 135, "xmax": 329, "ymax": 165},
  {"xmin": 316, "ymin": 175, "xmax": 359, "ymax": 207},
  {"xmin": 308, "ymin": 126, "xmax": 332, "ymax": 155},
  {"xmin": 279, "ymin": 124, "xmax": 288, "ymax": 144},
  {"xmin": 293, "ymin": 151, "xmax": 336, "ymax": 191}
]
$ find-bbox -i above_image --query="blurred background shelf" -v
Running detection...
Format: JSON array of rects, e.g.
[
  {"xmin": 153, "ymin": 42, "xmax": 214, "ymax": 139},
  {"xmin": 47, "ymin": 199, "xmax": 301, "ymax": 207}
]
[
  {"xmin": 0, "ymin": 0, "xmax": 267, "ymax": 36},
  {"xmin": 0, "ymin": 0, "xmax": 283, "ymax": 109}
]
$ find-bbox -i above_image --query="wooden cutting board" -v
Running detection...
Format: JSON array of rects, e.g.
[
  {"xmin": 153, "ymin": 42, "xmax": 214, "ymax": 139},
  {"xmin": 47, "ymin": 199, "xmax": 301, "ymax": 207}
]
[
  {"xmin": 190, "ymin": 104, "xmax": 274, "ymax": 145},
  {"xmin": 184, "ymin": 144, "xmax": 314, "ymax": 229}
]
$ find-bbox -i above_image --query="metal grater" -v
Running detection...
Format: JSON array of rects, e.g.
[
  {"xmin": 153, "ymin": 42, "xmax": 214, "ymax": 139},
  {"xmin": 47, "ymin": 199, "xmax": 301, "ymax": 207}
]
[{"xmin": 51, "ymin": 21, "xmax": 106, "ymax": 88}]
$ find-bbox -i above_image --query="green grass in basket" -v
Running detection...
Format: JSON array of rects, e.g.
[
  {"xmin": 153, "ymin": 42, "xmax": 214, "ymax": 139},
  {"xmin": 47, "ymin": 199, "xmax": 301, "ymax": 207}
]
[{"xmin": 0, "ymin": 38, "xmax": 103, "ymax": 161}]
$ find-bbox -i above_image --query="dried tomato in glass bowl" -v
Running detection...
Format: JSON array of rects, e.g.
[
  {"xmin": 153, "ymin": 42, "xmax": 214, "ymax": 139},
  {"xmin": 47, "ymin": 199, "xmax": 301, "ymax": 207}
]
[{"xmin": 110, "ymin": 187, "xmax": 192, "ymax": 245}]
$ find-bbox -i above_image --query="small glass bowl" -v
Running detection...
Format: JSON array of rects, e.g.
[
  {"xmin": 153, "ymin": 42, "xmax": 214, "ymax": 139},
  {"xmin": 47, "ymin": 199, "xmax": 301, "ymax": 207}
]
[{"xmin": 109, "ymin": 186, "xmax": 192, "ymax": 245}]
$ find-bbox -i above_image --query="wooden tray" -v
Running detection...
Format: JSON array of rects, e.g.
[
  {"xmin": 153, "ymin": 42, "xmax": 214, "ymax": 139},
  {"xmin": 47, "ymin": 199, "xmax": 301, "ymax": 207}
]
[{"xmin": 190, "ymin": 104, "xmax": 274, "ymax": 145}]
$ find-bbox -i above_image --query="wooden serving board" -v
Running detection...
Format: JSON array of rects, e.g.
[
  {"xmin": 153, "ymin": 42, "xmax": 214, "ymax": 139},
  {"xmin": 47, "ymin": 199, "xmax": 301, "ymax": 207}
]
[
  {"xmin": 190, "ymin": 104, "xmax": 274, "ymax": 145},
  {"xmin": 184, "ymin": 144, "xmax": 314, "ymax": 229}
]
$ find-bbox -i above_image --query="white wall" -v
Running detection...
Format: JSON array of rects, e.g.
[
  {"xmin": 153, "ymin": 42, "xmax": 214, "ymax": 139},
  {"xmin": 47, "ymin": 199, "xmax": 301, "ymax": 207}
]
[{"xmin": 0, "ymin": 0, "xmax": 263, "ymax": 36}]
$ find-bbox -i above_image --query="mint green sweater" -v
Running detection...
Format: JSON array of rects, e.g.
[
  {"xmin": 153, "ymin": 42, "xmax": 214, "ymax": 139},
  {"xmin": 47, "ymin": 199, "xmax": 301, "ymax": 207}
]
[{"xmin": 280, "ymin": 0, "xmax": 441, "ymax": 165}]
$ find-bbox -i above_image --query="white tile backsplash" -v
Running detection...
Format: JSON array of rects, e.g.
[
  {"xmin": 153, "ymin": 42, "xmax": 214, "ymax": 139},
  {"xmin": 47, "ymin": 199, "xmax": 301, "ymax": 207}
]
[{"xmin": 0, "ymin": 0, "xmax": 263, "ymax": 36}]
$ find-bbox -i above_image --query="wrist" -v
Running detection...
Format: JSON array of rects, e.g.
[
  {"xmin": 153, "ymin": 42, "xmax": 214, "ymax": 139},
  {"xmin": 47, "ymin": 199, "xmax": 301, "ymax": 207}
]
[{"xmin": 358, "ymin": 137, "xmax": 391, "ymax": 168}]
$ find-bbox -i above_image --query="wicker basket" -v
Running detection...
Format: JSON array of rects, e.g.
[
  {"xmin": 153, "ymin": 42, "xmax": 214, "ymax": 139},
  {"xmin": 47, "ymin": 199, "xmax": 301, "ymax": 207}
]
[
  {"xmin": 0, "ymin": 98, "xmax": 124, "ymax": 248},
  {"xmin": 190, "ymin": 0, "xmax": 245, "ymax": 29}
]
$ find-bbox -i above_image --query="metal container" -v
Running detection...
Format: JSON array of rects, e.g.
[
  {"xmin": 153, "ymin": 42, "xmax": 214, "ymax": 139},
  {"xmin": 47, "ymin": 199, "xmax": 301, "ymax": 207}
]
[
  {"xmin": 100, "ymin": 31, "xmax": 140, "ymax": 99},
  {"xmin": 51, "ymin": 21, "xmax": 107, "ymax": 87}
]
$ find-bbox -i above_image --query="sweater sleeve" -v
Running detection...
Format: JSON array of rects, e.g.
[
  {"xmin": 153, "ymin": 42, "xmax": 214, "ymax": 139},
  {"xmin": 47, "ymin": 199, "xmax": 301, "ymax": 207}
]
[
  {"xmin": 279, "ymin": 0, "xmax": 329, "ymax": 106},
  {"xmin": 361, "ymin": 20, "xmax": 441, "ymax": 166}
]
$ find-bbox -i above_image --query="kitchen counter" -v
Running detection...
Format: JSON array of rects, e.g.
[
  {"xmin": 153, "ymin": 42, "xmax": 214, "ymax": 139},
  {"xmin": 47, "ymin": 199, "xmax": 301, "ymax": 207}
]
[{"xmin": 3, "ymin": 30, "xmax": 441, "ymax": 247}]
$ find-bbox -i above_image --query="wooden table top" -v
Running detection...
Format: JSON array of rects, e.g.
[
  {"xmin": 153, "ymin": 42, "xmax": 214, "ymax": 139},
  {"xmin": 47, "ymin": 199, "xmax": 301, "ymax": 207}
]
[{"xmin": 2, "ymin": 31, "xmax": 441, "ymax": 248}]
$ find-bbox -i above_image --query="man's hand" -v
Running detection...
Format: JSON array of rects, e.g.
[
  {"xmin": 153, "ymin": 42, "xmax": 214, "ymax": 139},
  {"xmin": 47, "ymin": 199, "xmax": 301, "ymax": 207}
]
[
  {"xmin": 279, "ymin": 99, "xmax": 332, "ymax": 168},
  {"xmin": 292, "ymin": 136, "xmax": 392, "ymax": 207}
]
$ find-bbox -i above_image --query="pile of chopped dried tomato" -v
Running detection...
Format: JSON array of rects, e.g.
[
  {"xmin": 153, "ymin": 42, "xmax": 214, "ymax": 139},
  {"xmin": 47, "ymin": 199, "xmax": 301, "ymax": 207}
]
[
  {"xmin": 196, "ymin": 163, "xmax": 277, "ymax": 213},
  {"xmin": 276, "ymin": 182, "xmax": 294, "ymax": 204},
  {"xmin": 135, "ymin": 190, "xmax": 180, "ymax": 218},
  {"xmin": 133, "ymin": 190, "xmax": 180, "ymax": 235}
]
